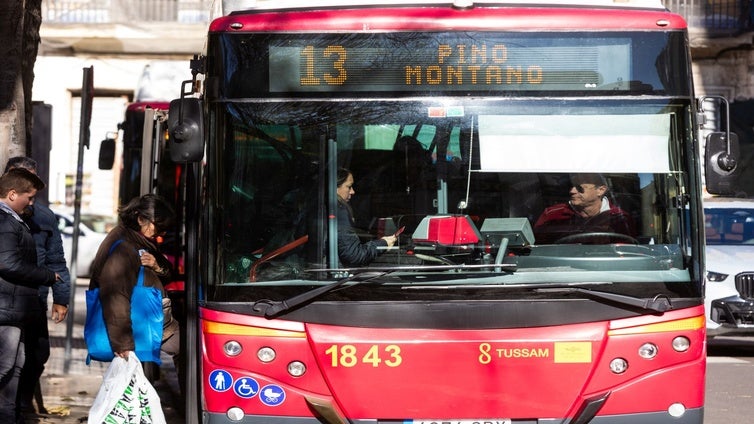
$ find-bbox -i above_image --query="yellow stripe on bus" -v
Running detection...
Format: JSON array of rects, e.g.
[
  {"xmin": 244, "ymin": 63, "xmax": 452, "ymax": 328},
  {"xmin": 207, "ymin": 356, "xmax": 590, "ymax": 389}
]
[
  {"xmin": 203, "ymin": 321, "xmax": 307, "ymax": 338},
  {"xmin": 607, "ymin": 315, "xmax": 705, "ymax": 336}
]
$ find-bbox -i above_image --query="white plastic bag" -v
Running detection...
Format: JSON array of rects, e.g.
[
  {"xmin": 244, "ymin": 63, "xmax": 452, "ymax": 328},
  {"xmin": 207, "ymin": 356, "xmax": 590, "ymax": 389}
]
[{"xmin": 88, "ymin": 354, "xmax": 166, "ymax": 424}]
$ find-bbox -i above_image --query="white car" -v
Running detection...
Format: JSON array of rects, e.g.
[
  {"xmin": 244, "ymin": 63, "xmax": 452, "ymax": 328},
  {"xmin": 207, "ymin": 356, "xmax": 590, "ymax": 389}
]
[
  {"xmin": 53, "ymin": 209, "xmax": 114, "ymax": 278},
  {"xmin": 704, "ymin": 197, "xmax": 754, "ymax": 337}
]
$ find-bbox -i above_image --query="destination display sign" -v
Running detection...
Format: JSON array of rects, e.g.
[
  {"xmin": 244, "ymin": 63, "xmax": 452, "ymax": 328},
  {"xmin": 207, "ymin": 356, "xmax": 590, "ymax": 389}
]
[{"xmin": 267, "ymin": 35, "xmax": 632, "ymax": 93}]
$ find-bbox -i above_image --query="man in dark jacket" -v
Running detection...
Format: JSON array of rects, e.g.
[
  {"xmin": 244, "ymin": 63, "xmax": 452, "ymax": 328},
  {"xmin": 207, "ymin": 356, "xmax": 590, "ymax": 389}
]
[
  {"xmin": 4, "ymin": 157, "xmax": 71, "ymax": 417},
  {"xmin": 0, "ymin": 168, "xmax": 59, "ymax": 423}
]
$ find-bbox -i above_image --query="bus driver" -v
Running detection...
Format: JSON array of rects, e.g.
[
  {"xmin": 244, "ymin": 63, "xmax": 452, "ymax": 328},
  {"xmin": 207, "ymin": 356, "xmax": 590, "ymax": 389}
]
[
  {"xmin": 336, "ymin": 168, "xmax": 397, "ymax": 266},
  {"xmin": 533, "ymin": 173, "xmax": 636, "ymax": 244}
]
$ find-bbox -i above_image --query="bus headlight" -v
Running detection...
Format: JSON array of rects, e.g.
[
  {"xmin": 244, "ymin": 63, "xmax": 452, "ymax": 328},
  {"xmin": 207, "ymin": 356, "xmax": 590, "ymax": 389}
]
[
  {"xmin": 288, "ymin": 361, "xmax": 306, "ymax": 377},
  {"xmin": 609, "ymin": 357, "xmax": 628, "ymax": 374},
  {"xmin": 223, "ymin": 340, "xmax": 242, "ymax": 357},
  {"xmin": 638, "ymin": 343, "xmax": 658, "ymax": 359},
  {"xmin": 227, "ymin": 406, "xmax": 245, "ymax": 421},
  {"xmin": 257, "ymin": 347, "xmax": 276, "ymax": 363},
  {"xmin": 668, "ymin": 403, "xmax": 686, "ymax": 418},
  {"xmin": 672, "ymin": 336, "xmax": 691, "ymax": 352}
]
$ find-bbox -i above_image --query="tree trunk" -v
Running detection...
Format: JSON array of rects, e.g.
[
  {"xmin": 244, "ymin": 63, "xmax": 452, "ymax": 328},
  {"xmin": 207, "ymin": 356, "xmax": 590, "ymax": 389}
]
[
  {"xmin": 23, "ymin": 0, "xmax": 43, "ymax": 148},
  {"xmin": 0, "ymin": 0, "xmax": 42, "ymax": 168}
]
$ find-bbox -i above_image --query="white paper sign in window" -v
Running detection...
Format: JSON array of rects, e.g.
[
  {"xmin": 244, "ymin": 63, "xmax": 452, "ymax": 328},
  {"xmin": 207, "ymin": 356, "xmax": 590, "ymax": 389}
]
[{"xmin": 477, "ymin": 114, "xmax": 671, "ymax": 173}]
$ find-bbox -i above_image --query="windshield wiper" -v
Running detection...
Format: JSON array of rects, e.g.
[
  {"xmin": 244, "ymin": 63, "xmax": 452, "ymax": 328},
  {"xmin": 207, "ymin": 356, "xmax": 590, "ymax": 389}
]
[
  {"xmin": 257, "ymin": 270, "xmax": 389, "ymax": 318},
  {"xmin": 535, "ymin": 287, "xmax": 672, "ymax": 313},
  {"xmin": 256, "ymin": 263, "xmax": 517, "ymax": 318}
]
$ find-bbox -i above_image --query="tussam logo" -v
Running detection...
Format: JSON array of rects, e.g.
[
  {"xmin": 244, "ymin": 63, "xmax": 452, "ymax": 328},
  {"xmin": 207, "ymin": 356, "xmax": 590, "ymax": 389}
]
[{"xmin": 477, "ymin": 342, "xmax": 550, "ymax": 364}]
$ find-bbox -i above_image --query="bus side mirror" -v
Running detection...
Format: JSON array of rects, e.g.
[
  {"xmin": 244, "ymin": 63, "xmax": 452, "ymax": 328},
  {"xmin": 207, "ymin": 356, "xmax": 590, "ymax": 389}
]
[
  {"xmin": 168, "ymin": 97, "xmax": 204, "ymax": 162},
  {"xmin": 705, "ymin": 131, "xmax": 741, "ymax": 196},
  {"xmin": 98, "ymin": 133, "xmax": 116, "ymax": 170}
]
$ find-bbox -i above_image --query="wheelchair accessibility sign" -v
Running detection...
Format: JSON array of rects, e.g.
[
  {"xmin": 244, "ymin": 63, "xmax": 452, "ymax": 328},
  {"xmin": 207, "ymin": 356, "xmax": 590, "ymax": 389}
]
[{"xmin": 234, "ymin": 377, "xmax": 260, "ymax": 399}]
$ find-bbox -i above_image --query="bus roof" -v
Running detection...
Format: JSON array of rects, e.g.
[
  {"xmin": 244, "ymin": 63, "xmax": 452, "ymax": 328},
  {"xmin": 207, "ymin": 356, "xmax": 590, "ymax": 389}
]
[
  {"xmin": 125, "ymin": 102, "xmax": 170, "ymax": 113},
  {"xmin": 222, "ymin": 0, "xmax": 667, "ymax": 14}
]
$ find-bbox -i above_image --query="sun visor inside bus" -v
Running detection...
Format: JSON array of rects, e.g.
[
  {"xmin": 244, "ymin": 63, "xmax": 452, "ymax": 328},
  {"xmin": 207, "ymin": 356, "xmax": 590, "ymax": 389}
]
[{"xmin": 477, "ymin": 114, "xmax": 671, "ymax": 173}]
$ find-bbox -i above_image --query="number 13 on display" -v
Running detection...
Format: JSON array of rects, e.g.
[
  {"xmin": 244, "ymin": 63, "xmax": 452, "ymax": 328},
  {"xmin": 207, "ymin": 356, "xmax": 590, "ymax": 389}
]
[{"xmin": 300, "ymin": 45, "xmax": 348, "ymax": 86}]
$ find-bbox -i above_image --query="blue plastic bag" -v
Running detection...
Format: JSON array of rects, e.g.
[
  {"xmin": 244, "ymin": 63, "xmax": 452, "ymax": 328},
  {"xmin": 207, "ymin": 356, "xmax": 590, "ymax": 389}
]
[
  {"xmin": 84, "ymin": 287, "xmax": 115, "ymax": 363},
  {"xmin": 84, "ymin": 240, "xmax": 164, "ymax": 364}
]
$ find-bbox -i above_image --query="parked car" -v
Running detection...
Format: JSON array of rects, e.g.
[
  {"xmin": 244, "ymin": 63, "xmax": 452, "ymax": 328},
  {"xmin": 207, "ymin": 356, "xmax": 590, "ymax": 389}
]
[
  {"xmin": 53, "ymin": 209, "xmax": 114, "ymax": 278},
  {"xmin": 704, "ymin": 197, "xmax": 754, "ymax": 337}
]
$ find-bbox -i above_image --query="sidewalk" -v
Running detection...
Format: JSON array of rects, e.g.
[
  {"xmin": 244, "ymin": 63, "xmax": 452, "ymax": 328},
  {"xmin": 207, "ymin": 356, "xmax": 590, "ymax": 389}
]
[{"xmin": 22, "ymin": 289, "xmax": 184, "ymax": 424}]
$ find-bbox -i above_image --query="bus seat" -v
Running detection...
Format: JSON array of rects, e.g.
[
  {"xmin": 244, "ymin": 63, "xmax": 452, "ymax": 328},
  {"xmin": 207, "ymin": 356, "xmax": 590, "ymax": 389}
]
[
  {"xmin": 507, "ymin": 174, "xmax": 544, "ymax": 222},
  {"xmin": 249, "ymin": 235, "xmax": 309, "ymax": 282}
]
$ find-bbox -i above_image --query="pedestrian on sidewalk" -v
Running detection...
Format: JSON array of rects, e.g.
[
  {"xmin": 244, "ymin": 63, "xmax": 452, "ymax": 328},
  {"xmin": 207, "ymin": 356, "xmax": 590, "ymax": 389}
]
[
  {"xmin": 0, "ymin": 168, "xmax": 60, "ymax": 423},
  {"xmin": 4, "ymin": 157, "xmax": 71, "ymax": 420}
]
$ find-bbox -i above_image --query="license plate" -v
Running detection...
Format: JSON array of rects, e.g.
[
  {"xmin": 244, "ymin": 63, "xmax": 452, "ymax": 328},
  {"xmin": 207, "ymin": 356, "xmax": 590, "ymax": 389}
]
[{"xmin": 409, "ymin": 420, "xmax": 512, "ymax": 424}]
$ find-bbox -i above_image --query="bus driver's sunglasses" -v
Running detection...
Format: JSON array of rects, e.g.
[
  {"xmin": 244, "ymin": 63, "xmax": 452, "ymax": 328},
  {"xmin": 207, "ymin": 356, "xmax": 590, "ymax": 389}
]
[{"xmin": 573, "ymin": 184, "xmax": 598, "ymax": 194}]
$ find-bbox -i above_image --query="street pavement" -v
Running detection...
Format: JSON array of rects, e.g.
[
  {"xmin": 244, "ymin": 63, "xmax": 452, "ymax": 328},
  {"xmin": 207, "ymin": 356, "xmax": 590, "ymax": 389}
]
[{"xmin": 22, "ymin": 280, "xmax": 183, "ymax": 424}]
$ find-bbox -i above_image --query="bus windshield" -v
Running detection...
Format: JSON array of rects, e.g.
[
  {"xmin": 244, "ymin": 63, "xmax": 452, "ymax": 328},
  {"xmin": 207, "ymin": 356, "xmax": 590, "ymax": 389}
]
[
  {"xmin": 206, "ymin": 30, "xmax": 699, "ymax": 303},
  {"xmin": 216, "ymin": 99, "xmax": 694, "ymax": 288}
]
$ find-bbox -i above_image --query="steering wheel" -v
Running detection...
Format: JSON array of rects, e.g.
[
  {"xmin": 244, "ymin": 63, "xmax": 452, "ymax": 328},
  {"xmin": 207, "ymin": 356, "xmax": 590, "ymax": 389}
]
[{"xmin": 554, "ymin": 232, "xmax": 639, "ymax": 245}]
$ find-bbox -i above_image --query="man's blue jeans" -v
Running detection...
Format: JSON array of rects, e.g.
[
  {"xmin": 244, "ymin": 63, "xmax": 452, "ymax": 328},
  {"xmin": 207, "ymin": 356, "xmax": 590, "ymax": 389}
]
[{"xmin": 0, "ymin": 326, "xmax": 24, "ymax": 422}]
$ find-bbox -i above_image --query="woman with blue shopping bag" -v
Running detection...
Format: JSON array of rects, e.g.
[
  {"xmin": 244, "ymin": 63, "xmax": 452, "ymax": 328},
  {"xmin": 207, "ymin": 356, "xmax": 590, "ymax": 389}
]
[{"xmin": 85, "ymin": 195, "xmax": 180, "ymax": 403}]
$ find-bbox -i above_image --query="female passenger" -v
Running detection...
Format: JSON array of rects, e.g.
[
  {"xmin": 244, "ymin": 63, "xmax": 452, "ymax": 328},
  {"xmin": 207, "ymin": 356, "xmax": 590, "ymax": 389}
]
[{"xmin": 88, "ymin": 194, "xmax": 179, "ymax": 366}]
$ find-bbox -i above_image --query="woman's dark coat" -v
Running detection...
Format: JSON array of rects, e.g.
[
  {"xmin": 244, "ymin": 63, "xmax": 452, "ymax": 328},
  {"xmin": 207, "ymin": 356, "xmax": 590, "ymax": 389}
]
[{"xmin": 88, "ymin": 225, "xmax": 175, "ymax": 353}]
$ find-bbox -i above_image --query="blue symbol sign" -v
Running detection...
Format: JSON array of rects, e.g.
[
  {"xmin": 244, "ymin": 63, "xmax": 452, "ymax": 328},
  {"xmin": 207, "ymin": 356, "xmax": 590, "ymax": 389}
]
[
  {"xmin": 259, "ymin": 384, "xmax": 286, "ymax": 406},
  {"xmin": 209, "ymin": 370, "xmax": 233, "ymax": 392},
  {"xmin": 233, "ymin": 377, "xmax": 260, "ymax": 399}
]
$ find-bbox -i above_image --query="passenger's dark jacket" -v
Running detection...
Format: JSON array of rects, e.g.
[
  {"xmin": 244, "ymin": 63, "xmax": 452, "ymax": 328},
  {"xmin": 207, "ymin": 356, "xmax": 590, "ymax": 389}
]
[
  {"xmin": 88, "ymin": 225, "xmax": 176, "ymax": 353},
  {"xmin": 336, "ymin": 199, "xmax": 387, "ymax": 266},
  {"xmin": 0, "ymin": 206, "xmax": 57, "ymax": 326},
  {"xmin": 25, "ymin": 203, "xmax": 71, "ymax": 307}
]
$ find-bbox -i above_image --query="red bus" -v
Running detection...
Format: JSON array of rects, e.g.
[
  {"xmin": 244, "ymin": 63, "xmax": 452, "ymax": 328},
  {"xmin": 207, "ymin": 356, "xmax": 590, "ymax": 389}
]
[
  {"xmin": 100, "ymin": 101, "xmax": 188, "ymax": 384},
  {"xmin": 113, "ymin": 102, "xmax": 171, "ymax": 206},
  {"xmin": 167, "ymin": 1, "xmax": 714, "ymax": 423},
  {"xmin": 101, "ymin": 101, "xmax": 185, "ymax": 281}
]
